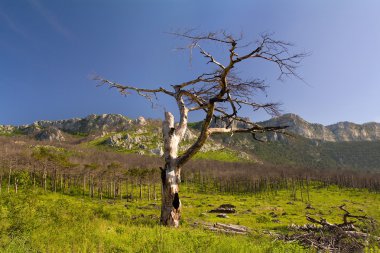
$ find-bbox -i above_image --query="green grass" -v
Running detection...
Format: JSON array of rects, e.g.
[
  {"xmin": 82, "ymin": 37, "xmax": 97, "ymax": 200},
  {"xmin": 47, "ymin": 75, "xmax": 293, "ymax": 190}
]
[
  {"xmin": 0, "ymin": 183, "xmax": 379, "ymax": 252},
  {"xmin": 0, "ymin": 128, "xmax": 23, "ymax": 137},
  {"xmin": 193, "ymin": 149, "xmax": 250, "ymax": 162},
  {"xmin": 69, "ymin": 131, "xmax": 90, "ymax": 137},
  {"xmin": 182, "ymin": 184, "xmax": 380, "ymax": 232}
]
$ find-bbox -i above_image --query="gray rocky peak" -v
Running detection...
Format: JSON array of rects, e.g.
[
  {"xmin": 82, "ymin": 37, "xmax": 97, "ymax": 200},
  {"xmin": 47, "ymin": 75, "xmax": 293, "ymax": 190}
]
[
  {"xmin": 136, "ymin": 116, "xmax": 146, "ymax": 126},
  {"xmin": 18, "ymin": 114, "xmax": 132, "ymax": 135},
  {"xmin": 151, "ymin": 147, "xmax": 164, "ymax": 156},
  {"xmin": 261, "ymin": 114, "xmax": 380, "ymax": 142},
  {"xmin": 326, "ymin": 121, "xmax": 380, "ymax": 141},
  {"xmin": 105, "ymin": 133, "xmax": 123, "ymax": 146},
  {"xmin": 35, "ymin": 127, "xmax": 65, "ymax": 142}
]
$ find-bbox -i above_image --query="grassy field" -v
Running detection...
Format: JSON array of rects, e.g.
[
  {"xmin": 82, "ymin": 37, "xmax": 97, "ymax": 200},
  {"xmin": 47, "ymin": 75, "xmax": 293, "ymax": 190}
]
[{"xmin": 0, "ymin": 183, "xmax": 379, "ymax": 252}]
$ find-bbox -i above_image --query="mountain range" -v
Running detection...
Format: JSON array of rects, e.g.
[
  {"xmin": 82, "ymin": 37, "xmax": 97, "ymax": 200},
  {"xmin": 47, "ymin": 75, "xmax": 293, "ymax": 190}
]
[
  {"xmin": 1, "ymin": 113, "xmax": 380, "ymax": 170},
  {"xmin": 261, "ymin": 113, "xmax": 380, "ymax": 142},
  {"xmin": 1, "ymin": 113, "xmax": 379, "ymax": 142}
]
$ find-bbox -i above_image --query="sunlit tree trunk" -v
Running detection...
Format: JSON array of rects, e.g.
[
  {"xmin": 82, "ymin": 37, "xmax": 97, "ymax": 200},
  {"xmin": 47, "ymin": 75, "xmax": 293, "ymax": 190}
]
[{"xmin": 160, "ymin": 111, "xmax": 185, "ymax": 227}]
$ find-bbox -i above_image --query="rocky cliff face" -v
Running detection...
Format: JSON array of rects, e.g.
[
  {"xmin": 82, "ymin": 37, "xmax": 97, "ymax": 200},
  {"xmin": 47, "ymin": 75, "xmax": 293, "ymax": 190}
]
[
  {"xmin": 260, "ymin": 114, "xmax": 380, "ymax": 142},
  {"xmin": 0, "ymin": 114, "xmax": 134, "ymax": 142},
  {"xmin": 326, "ymin": 121, "xmax": 380, "ymax": 141},
  {"xmin": 31, "ymin": 114, "xmax": 133, "ymax": 134},
  {"xmin": 35, "ymin": 127, "xmax": 65, "ymax": 142}
]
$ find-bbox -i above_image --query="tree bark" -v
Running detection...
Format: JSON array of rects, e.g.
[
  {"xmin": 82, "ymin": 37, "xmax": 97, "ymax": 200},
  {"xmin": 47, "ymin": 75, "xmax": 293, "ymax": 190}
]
[
  {"xmin": 160, "ymin": 111, "xmax": 186, "ymax": 227},
  {"xmin": 160, "ymin": 167, "xmax": 181, "ymax": 227}
]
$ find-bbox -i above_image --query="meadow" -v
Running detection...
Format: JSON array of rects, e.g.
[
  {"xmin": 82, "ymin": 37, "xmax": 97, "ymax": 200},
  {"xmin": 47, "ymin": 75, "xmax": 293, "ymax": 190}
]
[{"xmin": 0, "ymin": 182, "xmax": 379, "ymax": 252}]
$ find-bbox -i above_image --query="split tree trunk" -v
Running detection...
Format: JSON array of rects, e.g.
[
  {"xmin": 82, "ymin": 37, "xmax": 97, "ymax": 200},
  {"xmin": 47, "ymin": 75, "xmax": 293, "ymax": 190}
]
[{"xmin": 160, "ymin": 111, "xmax": 186, "ymax": 227}]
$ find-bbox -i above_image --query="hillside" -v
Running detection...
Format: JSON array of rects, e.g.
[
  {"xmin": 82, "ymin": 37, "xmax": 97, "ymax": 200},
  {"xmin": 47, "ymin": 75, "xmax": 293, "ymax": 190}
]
[
  {"xmin": 214, "ymin": 133, "xmax": 380, "ymax": 170},
  {"xmin": 0, "ymin": 114, "xmax": 253, "ymax": 163},
  {"xmin": 1, "ymin": 113, "xmax": 380, "ymax": 170},
  {"xmin": 198, "ymin": 114, "xmax": 380, "ymax": 170}
]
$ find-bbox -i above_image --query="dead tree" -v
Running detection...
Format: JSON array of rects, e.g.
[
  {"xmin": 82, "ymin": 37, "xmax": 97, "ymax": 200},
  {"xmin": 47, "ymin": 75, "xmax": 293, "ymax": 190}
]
[{"xmin": 96, "ymin": 30, "xmax": 306, "ymax": 227}]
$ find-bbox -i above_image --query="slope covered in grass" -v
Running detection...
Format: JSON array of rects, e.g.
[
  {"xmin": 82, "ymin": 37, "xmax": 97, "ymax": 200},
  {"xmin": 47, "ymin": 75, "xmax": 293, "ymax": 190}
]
[{"xmin": 211, "ymin": 132, "xmax": 380, "ymax": 170}]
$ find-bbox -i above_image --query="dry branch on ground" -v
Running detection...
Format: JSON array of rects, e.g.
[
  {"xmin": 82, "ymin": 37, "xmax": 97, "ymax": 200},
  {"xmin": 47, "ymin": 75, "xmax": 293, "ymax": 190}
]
[{"xmin": 272, "ymin": 205, "xmax": 380, "ymax": 252}]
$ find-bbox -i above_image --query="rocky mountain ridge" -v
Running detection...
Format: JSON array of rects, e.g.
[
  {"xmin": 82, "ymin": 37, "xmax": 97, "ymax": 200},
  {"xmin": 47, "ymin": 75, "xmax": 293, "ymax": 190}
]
[
  {"xmin": 260, "ymin": 114, "xmax": 380, "ymax": 142},
  {"xmin": 1, "ymin": 114, "xmax": 380, "ymax": 169},
  {"xmin": 1, "ymin": 113, "xmax": 380, "ymax": 143},
  {"xmin": 0, "ymin": 114, "xmax": 252, "ymax": 161},
  {"xmin": 0, "ymin": 114, "xmax": 136, "ymax": 141}
]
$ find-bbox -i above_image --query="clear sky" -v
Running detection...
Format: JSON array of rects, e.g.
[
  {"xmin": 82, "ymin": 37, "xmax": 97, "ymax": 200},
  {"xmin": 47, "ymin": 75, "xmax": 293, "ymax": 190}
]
[{"xmin": 1, "ymin": 0, "xmax": 379, "ymax": 126}]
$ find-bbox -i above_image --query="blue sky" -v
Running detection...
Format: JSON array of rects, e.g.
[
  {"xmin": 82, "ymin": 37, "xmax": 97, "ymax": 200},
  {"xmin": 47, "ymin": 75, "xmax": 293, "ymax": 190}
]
[{"xmin": 1, "ymin": 0, "xmax": 379, "ymax": 126}]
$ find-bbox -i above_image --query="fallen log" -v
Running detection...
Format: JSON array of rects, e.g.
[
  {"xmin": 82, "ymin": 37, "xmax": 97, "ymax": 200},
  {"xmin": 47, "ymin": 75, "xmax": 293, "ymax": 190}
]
[
  {"xmin": 194, "ymin": 221, "xmax": 250, "ymax": 235},
  {"xmin": 214, "ymin": 222, "xmax": 250, "ymax": 233}
]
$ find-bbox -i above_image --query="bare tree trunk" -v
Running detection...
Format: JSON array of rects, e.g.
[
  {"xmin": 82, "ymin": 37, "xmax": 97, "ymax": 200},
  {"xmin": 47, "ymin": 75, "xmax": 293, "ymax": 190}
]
[
  {"xmin": 43, "ymin": 166, "xmax": 47, "ymax": 192},
  {"xmin": 89, "ymin": 175, "xmax": 92, "ymax": 198},
  {"xmin": 148, "ymin": 182, "xmax": 151, "ymax": 201},
  {"xmin": 119, "ymin": 181, "xmax": 122, "ymax": 200},
  {"xmin": 60, "ymin": 174, "xmax": 63, "ymax": 193},
  {"xmin": 7, "ymin": 168, "xmax": 11, "ymax": 193},
  {"xmin": 160, "ymin": 167, "xmax": 181, "ymax": 227},
  {"xmin": 160, "ymin": 112, "xmax": 184, "ymax": 227},
  {"xmin": 83, "ymin": 175, "xmax": 86, "ymax": 196},
  {"xmin": 33, "ymin": 169, "xmax": 36, "ymax": 189},
  {"xmin": 306, "ymin": 177, "xmax": 310, "ymax": 203},
  {"xmin": 113, "ymin": 180, "xmax": 116, "ymax": 199},
  {"xmin": 153, "ymin": 184, "xmax": 157, "ymax": 201},
  {"xmin": 100, "ymin": 179, "xmax": 103, "ymax": 200},
  {"xmin": 92, "ymin": 177, "xmax": 95, "ymax": 198},
  {"xmin": 14, "ymin": 177, "xmax": 18, "ymax": 194},
  {"xmin": 53, "ymin": 168, "xmax": 57, "ymax": 192}
]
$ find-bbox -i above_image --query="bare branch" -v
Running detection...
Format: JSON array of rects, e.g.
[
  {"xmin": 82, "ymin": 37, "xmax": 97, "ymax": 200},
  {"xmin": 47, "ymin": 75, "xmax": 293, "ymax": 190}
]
[
  {"xmin": 167, "ymin": 29, "xmax": 238, "ymax": 45},
  {"xmin": 207, "ymin": 125, "xmax": 288, "ymax": 135},
  {"xmin": 196, "ymin": 44, "xmax": 225, "ymax": 69},
  {"xmin": 94, "ymin": 76, "xmax": 175, "ymax": 98},
  {"xmin": 172, "ymin": 72, "xmax": 218, "ymax": 89}
]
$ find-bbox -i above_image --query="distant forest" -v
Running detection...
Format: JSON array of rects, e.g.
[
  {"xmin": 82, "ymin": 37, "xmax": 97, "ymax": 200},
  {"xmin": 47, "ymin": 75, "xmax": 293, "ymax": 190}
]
[{"xmin": 1, "ymin": 136, "xmax": 379, "ymax": 201}]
